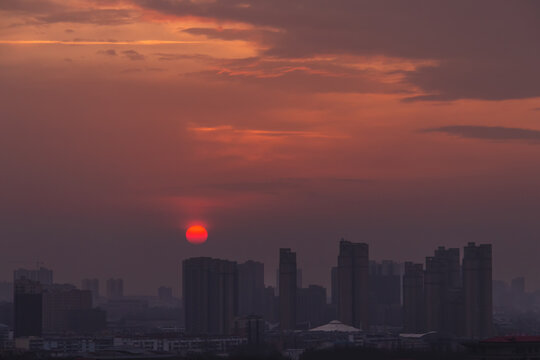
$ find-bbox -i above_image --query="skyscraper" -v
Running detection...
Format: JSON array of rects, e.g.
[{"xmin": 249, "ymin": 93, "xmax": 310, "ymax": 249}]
[
  {"xmin": 106, "ymin": 278, "xmax": 123, "ymax": 299},
  {"xmin": 14, "ymin": 278, "xmax": 42, "ymax": 337},
  {"xmin": 14, "ymin": 267, "xmax": 53, "ymax": 285},
  {"xmin": 183, "ymin": 257, "xmax": 238, "ymax": 335},
  {"xmin": 279, "ymin": 248, "xmax": 297, "ymax": 330},
  {"xmin": 403, "ymin": 262, "xmax": 424, "ymax": 333},
  {"xmin": 424, "ymin": 247, "xmax": 462, "ymax": 335},
  {"xmin": 463, "ymin": 242, "xmax": 493, "ymax": 339},
  {"xmin": 369, "ymin": 260, "xmax": 402, "ymax": 327},
  {"xmin": 81, "ymin": 278, "xmax": 99, "ymax": 306},
  {"xmin": 337, "ymin": 239, "xmax": 369, "ymax": 330},
  {"xmin": 237, "ymin": 261, "xmax": 265, "ymax": 316}
]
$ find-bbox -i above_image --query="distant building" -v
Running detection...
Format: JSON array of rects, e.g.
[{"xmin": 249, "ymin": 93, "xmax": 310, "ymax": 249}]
[
  {"xmin": 465, "ymin": 336, "xmax": 540, "ymax": 359},
  {"xmin": 14, "ymin": 267, "xmax": 53, "ymax": 285},
  {"xmin": 279, "ymin": 248, "xmax": 297, "ymax": 330},
  {"xmin": 297, "ymin": 285, "xmax": 327, "ymax": 328},
  {"xmin": 424, "ymin": 247, "xmax": 463, "ymax": 336},
  {"xmin": 183, "ymin": 257, "xmax": 238, "ymax": 335},
  {"xmin": 337, "ymin": 239, "xmax": 369, "ymax": 330},
  {"xmin": 330, "ymin": 266, "xmax": 338, "ymax": 306},
  {"xmin": 158, "ymin": 286, "xmax": 173, "ymax": 301},
  {"xmin": 0, "ymin": 282, "xmax": 13, "ymax": 303},
  {"xmin": 403, "ymin": 262, "xmax": 424, "ymax": 333},
  {"xmin": 369, "ymin": 260, "xmax": 402, "ymax": 327},
  {"xmin": 237, "ymin": 261, "xmax": 265, "ymax": 316},
  {"xmin": 233, "ymin": 315, "xmax": 265, "ymax": 345},
  {"xmin": 263, "ymin": 286, "xmax": 278, "ymax": 324},
  {"xmin": 14, "ymin": 278, "xmax": 42, "ymax": 337},
  {"xmin": 42, "ymin": 285, "xmax": 96, "ymax": 333},
  {"xmin": 81, "ymin": 278, "xmax": 99, "ymax": 306},
  {"xmin": 463, "ymin": 242, "xmax": 493, "ymax": 339},
  {"xmin": 511, "ymin": 277, "xmax": 525, "ymax": 294},
  {"xmin": 106, "ymin": 278, "xmax": 123, "ymax": 299}
]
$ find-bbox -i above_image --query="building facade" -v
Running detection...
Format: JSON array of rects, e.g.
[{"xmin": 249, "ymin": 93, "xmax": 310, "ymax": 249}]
[
  {"xmin": 337, "ymin": 239, "xmax": 369, "ymax": 330},
  {"xmin": 279, "ymin": 248, "xmax": 297, "ymax": 330},
  {"xmin": 463, "ymin": 242, "xmax": 493, "ymax": 339},
  {"xmin": 183, "ymin": 257, "xmax": 238, "ymax": 335}
]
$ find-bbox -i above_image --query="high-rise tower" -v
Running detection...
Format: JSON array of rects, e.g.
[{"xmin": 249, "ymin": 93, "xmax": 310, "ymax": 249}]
[
  {"xmin": 337, "ymin": 239, "xmax": 369, "ymax": 330},
  {"xmin": 463, "ymin": 242, "xmax": 493, "ymax": 338},
  {"xmin": 279, "ymin": 248, "xmax": 297, "ymax": 330}
]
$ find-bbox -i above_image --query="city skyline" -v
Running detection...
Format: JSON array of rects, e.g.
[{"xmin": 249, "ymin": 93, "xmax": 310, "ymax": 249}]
[
  {"xmin": 2, "ymin": 1, "xmax": 540, "ymax": 296},
  {"xmin": 0, "ymin": 237, "xmax": 533, "ymax": 297}
]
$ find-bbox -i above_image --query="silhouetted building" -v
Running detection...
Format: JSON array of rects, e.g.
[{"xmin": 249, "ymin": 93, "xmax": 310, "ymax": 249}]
[
  {"xmin": 0, "ymin": 282, "xmax": 13, "ymax": 303},
  {"xmin": 183, "ymin": 257, "xmax": 238, "ymax": 335},
  {"xmin": 81, "ymin": 278, "xmax": 99, "ymax": 306},
  {"xmin": 337, "ymin": 239, "xmax": 369, "ymax": 330},
  {"xmin": 42, "ymin": 285, "xmax": 93, "ymax": 333},
  {"xmin": 331, "ymin": 266, "xmax": 338, "ymax": 306},
  {"xmin": 106, "ymin": 278, "xmax": 123, "ymax": 299},
  {"xmin": 511, "ymin": 277, "xmax": 525, "ymax": 294},
  {"xmin": 369, "ymin": 260, "xmax": 402, "ymax": 327},
  {"xmin": 263, "ymin": 286, "xmax": 278, "ymax": 323},
  {"xmin": 158, "ymin": 286, "xmax": 173, "ymax": 301},
  {"xmin": 465, "ymin": 336, "xmax": 540, "ymax": 359},
  {"xmin": 297, "ymin": 285, "xmax": 327, "ymax": 328},
  {"xmin": 424, "ymin": 246, "xmax": 463, "ymax": 336},
  {"xmin": 403, "ymin": 262, "xmax": 424, "ymax": 333},
  {"xmin": 279, "ymin": 248, "xmax": 297, "ymax": 330},
  {"xmin": 238, "ymin": 261, "xmax": 264, "ymax": 316},
  {"xmin": 463, "ymin": 242, "xmax": 493, "ymax": 339},
  {"xmin": 14, "ymin": 278, "xmax": 42, "ymax": 337},
  {"xmin": 233, "ymin": 315, "xmax": 264, "ymax": 345},
  {"xmin": 14, "ymin": 267, "xmax": 53, "ymax": 285},
  {"xmin": 275, "ymin": 268, "xmax": 303, "ymax": 295}
]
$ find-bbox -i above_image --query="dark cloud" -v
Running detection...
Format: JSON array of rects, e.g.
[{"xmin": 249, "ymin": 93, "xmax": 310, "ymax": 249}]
[
  {"xmin": 182, "ymin": 27, "xmax": 279, "ymax": 44},
  {"xmin": 0, "ymin": 0, "xmax": 62, "ymax": 13},
  {"xmin": 98, "ymin": 49, "xmax": 117, "ymax": 56},
  {"xmin": 122, "ymin": 50, "xmax": 145, "ymax": 61},
  {"xmin": 403, "ymin": 58, "xmax": 540, "ymax": 102},
  {"xmin": 137, "ymin": 0, "xmax": 540, "ymax": 101},
  {"xmin": 36, "ymin": 9, "xmax": 137, "ymax": 25},
  {"xmin": 422, "ymin": 126, "xmax": 540, "ymax": 144},
  {"xmin": 64, "ymin": 28, "xmax": 74, "ymax": 33}
]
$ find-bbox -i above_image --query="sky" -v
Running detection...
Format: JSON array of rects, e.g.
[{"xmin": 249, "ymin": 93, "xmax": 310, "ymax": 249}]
[{"xmin": 1, "ymin": 0, "xmax": 540, "ymax": 295}]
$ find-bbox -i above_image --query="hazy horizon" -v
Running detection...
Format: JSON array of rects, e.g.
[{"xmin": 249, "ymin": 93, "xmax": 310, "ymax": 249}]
[{"xmin": 1, "ymin": 0, "xmax": 540, "ymax": 295}]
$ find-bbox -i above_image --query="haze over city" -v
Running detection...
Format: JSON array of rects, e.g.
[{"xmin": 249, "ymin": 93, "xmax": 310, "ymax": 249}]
[{"xmin": 1, "ymin": 0, "xmax": 540, "ymax": 298}]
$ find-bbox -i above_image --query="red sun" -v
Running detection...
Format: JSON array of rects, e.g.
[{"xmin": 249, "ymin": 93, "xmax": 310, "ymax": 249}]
[{"xmin": 186, "ymin": 225, "xmax": 208, "ymax": 244}]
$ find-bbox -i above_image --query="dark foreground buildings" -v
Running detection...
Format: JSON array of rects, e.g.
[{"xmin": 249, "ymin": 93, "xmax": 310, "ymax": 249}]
[
  {"xmin": 14, "ymin": 279, "xmax": 43, "ymax": 337},
  {"xmin": 182, "ymin": 257, "xmax": 238, "ymax": 335}
]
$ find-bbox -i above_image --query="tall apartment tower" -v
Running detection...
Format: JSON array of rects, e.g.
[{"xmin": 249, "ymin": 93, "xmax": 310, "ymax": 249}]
[
  {"xmin": 331, "ymin": 266, "xmax": 338, "ymax": 306},
  {"xmin": 337, "ymin": 239, "xmax": 369, "ymax": 330},
  {"xmin": 463, "ymin": 242, "xmax": 493, "ymax": 339},
  {"xmin": 106, "ymin": 278, "xmax": 124, "ymax": 299},
  {"xmin": 424, "ymin": 247, "xmax": 463, "ymax": 336},
  {"xmin": 279, "ymin": 248, "xmax": 297, "ymax": 330},
  {"xmin": 14, "ymin": 278, "xmax": 43, "ymax": 337},
  {"xmin": 81, "ymin": 278, "xmax": 100, "ymax": 306},
  {"xmin": 403, "ymin": 262, "xmax": 424, "ymax": 333},
  {"xmin": 42, "ymin": 286, "xmax": 93, "ymax": 333},
  {"xmin": 237, "ymin": 261, "xmax": 265, "ymax": 316},
  {"xmin": 183, "ymin": 257, "xmax": 238, "ymax": 335}
]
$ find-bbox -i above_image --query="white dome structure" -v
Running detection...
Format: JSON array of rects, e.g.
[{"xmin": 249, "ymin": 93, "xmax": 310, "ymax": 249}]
[{"xmin": 309, "ymin": 320, "xmax": 361, "ymax": 332}]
